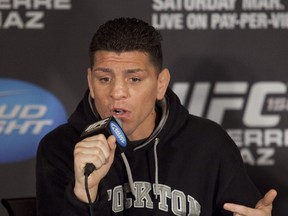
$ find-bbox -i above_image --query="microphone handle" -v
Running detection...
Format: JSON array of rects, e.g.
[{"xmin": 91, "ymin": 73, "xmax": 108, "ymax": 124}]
[{"xmin": 84, "ymin": 163, "xmax": 96, "ymax": 176}]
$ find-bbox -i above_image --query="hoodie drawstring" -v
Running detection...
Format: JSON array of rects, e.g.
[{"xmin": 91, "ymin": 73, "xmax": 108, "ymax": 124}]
[
  {"xmin": 120, "ymin": 138, "xmax": 160, "ymax": 200},
  {"xmin": 153, "ymin": 138, "xmax": 160, "ymax": 199},
  {"xmin": 120, "ymin": 152, "xmax": 136, "ymax": 198}
]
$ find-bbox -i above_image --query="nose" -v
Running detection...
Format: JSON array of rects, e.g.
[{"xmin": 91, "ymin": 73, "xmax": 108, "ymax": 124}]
[{"xmin": 110, "ymin": 78, "xmax": 128, "ymax": 100}]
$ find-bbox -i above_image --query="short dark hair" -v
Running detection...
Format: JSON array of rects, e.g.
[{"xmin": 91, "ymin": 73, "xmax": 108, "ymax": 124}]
[{"xmin": 89, "ymin": 17, "xmax": 163, "ymax": 72}]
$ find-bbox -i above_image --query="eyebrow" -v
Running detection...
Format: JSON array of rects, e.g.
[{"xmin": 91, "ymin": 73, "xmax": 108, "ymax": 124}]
[
  {"xmin": 93, "ymin": 67, "xmax": 113, "ymax": 73},
  {"xmin": 126, "ymin": 68, "xmax": 147, "ymax": 74},
  {"xmin": 93, "ymin": 67, "xmax": 147, "ymax": 74}
]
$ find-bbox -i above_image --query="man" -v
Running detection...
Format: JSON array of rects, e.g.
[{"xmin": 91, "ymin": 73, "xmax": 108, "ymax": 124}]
[{"xmin": 36, "ymin": 17, "xmax": 276, "ymax": 215}]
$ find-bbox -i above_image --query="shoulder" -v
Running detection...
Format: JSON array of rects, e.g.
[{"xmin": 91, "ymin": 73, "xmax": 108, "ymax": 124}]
[
  {"xmin": 186, "ymin": 114, "xmax": 231, "ymax": 139},
  {"xmin": 37, "ymin": 123, "xmax": 81, "ymax": 159},
  {"xmin": 181, "ymin": 115, "xmax": 242, "ymax": 158}
]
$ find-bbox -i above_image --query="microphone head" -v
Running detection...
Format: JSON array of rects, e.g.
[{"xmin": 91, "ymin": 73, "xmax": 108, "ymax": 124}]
[{"xmin": 80, "ymin": 116, "xmax": 128, "ymax": 153}]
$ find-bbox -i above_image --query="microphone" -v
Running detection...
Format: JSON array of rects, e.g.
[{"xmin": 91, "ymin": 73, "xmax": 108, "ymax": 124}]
[{"xmin": 80, "ymin": 116, "xmax": 128, "ymax": 176}]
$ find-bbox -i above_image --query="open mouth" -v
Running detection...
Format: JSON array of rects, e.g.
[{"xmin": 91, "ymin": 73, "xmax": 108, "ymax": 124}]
[{"xmin": 113, "ymin": 109, "xmax": 126, "ymax": 115}]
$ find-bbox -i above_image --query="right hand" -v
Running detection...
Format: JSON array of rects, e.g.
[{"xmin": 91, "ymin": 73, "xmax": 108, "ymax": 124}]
[
  {"xmin": 73, "ymin": 134, "xmax": 116, "ymax": 202},
  {"xmin": 224, "ymin": 189, "xmax": 277, "ymax": 216}
]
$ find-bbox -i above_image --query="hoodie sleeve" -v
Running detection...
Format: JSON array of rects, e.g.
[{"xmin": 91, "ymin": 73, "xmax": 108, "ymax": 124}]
[
  {"xmin": 212, "ymin": 127, "xmax": 262, "ymax": 215},
  {"xmin": 62, "ymin": 183, "xmax": 111, "ymax": 216},
  {"xmin": 36, "ymin": 126, "xmax": 111, "ymax": 216}
]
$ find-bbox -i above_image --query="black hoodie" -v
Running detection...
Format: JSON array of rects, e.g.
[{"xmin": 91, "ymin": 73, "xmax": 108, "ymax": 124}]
[{"xmin": 36, "ymin": 88, "xmax": 261, "ymax": 216}]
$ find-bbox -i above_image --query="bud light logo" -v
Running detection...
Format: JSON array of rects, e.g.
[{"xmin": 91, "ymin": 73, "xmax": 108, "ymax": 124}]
[
  {"xmin": 0, "ymin": 78, "xmax": 67, "ymax": 164},
  {"xmin": 109, "ymin": 121, "xmax": 127, "ymax": 148}
]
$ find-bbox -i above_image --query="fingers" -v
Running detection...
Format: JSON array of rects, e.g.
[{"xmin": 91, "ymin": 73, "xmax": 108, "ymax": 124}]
[
  {"xmin": 74, "ymin": 134, "xmax": 110, "ymax": 169},
  {"xmin": 223, "ymin": 189, "xmax": 277, "ymax": 216},
  {"xmin": 73, "ymin": 134, "xmax": 117, "ymax": 203},
  {"xmin": 73, "ymin": 134, "xmax": 117, "ymax": 179},
  {"xmin": 224, "ymin": 203, "xmax": 254, "ymax": 216}
]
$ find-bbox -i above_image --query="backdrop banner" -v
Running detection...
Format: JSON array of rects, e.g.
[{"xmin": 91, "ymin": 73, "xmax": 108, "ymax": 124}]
[{"xmin": 0, "ymin": 1, "xmax": 287, "ymax": 215}]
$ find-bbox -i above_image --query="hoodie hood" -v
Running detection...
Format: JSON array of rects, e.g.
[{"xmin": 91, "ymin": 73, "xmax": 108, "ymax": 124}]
[
  {"xmin": 68, "ymin": 90, "xmax": 99, "ymax": 134},
  {"xmin": 68, "ymin": 87, "xmax": 189, "ymax": 145},
  {"xmin": 134, "ymin": 87, "xmax": 190, "ymax": 150}
]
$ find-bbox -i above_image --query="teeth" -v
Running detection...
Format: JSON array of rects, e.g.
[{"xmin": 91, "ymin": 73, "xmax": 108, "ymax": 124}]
[{"xmin": 114, "ymin": 110, "xmax": 124, "ymax": 114}]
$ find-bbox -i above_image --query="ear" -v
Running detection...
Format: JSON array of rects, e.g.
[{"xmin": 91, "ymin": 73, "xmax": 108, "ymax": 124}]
[
  {"xmin": 87, "ymin": 68, "xmax": 95, "ymax": 99},
  {"xmin": 157, "ymin": 68, "xmax": 170, "ymax": 100}
]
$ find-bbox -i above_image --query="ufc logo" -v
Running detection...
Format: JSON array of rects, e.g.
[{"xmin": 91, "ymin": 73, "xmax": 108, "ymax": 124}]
[{"xmin": 172, "ymin": 81, "xmax": 287, "ymax": 127}]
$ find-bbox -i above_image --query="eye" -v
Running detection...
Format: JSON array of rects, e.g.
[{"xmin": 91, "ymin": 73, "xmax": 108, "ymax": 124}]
[
  {"xmin": 130, "ymin": 77, "xmax": 141, "ymax": 82},
  {"xmin": 99, "ymin": 77, "xmax": 111, "ymax": 83}
]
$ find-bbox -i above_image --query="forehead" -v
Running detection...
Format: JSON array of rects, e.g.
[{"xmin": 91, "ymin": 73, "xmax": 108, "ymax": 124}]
[{"xmin": 93, "ymin": 51, "xmax": 153, "ymax": 68}]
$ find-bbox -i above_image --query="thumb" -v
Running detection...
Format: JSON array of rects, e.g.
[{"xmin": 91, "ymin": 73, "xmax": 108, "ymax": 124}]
[
  {"xmin": 108, "ymin": 135, "xmax": 117, "ymax": 151},
  {"xmin": 256, "ymin": 189, "xmax": 277, "ymax": 209}
]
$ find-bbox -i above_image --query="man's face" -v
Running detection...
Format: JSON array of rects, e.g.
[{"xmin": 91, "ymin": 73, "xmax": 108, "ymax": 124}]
[{"xmin": 88, "ymin": 51, "xmax": 170, "ymax": 141}]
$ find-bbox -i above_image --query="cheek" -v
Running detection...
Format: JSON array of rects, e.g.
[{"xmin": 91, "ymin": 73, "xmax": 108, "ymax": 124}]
[
  {"xmin": 132, "ymin": 89, "xmax": 157, "ymax": 105},
  {"xmin": 134, "ymin": 91, "xmax": 157, "ymax": 114},
  {"xmin": 93, "ymin": 86, "xmax": 109, "ymax": 101},
  {"xmin": 93, "ymin": 94, "xmax": 108, "ymax": 114}
]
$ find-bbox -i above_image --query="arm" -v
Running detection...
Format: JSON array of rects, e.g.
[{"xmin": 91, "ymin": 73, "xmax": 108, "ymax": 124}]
[
  {"xmin": 36, "ymin": 130, "xmax": 75, "ymax": 216},
  {"xmin": 223, "ymin": 189, "xmax": 277, "ymax": 216},
  {"xmin": 36, "ymin": 127, "xmax": 116, "ymax": 216}
]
